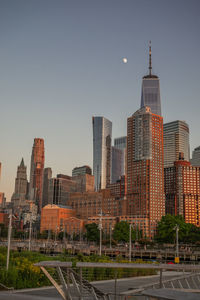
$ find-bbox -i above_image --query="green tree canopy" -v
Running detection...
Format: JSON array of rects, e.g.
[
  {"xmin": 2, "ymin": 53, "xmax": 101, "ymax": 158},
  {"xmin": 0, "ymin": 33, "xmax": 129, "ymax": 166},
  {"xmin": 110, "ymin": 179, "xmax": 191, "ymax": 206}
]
[
  {"xmin": 85, "ymin": 223, "xmax": 99, "ymax": 242},
  {"xmin": 113, "ymin": 221, "xmax": 136, "ymax": 243},
  {"xmin": 155, "ymin": 214, "xmax": 200, "ymax": 244}
]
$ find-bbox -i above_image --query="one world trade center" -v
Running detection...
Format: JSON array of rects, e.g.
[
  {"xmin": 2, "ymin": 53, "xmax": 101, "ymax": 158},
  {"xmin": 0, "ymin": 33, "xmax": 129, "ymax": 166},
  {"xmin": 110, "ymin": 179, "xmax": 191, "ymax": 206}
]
[{"xmin": 141, "ymin": 42, "xmax": 161, "ymax": 116}]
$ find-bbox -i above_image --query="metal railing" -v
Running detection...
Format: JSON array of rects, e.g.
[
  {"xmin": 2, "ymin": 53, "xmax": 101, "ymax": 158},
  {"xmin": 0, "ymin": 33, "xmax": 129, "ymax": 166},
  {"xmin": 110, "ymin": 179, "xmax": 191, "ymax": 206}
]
[{"xmin": 34, "ymin": 261, "xmax": 200, "ymax": 300}]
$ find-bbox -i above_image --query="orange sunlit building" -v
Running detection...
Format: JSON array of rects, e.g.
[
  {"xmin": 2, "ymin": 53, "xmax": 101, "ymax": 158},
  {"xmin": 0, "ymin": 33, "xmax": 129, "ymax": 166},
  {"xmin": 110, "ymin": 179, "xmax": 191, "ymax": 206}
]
[
  {"xmin": 165, "ymin": 156, "xmax": 200, "ymax": 226},
  {"xmin": 40, "ymin": 204, "xmax": 76, "ymax": 233},
  {"xmin": 127, "ymin": 106, "xmax": 165, "ymax": 238},
  {"xmin": 29, "ymin": 138, "xmax": 45, "ymax": 212}
]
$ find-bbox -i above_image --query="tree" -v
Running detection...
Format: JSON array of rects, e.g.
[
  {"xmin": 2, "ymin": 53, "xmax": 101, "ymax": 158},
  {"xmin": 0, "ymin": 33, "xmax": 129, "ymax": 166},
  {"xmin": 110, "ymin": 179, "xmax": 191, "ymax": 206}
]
[
  {"xmin": 85, "ymin": 223, "xmax": 100, "ymax": 242},
  {"xmin": 113, "ymin": 221, "xmax": 136, "ymax": 243},
  {"xmin": 155, "ymin": 214, "xmax": 200, "ymax": 244},
  {"xmin": 0, "ymin": 224, "xmax": 8, "ymax": 238}
]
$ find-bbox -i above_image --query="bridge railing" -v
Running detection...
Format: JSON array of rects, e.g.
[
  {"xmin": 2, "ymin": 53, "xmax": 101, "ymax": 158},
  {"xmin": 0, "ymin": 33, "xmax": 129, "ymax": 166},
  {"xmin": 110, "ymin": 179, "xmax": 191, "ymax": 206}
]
[{"xmin": 34, "ymin": 261, "xmax": 200, "ymax": 300}]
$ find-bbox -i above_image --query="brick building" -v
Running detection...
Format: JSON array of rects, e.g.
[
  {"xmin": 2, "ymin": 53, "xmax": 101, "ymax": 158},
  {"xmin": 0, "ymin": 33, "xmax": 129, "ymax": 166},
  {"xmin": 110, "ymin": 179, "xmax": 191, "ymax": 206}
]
[
  {"xmin": 165, "ymin": 157, "xmax": 200, "ymax": 226},
  {"xmin": 29, "ymin": 138, "xmax": 45, "ymax": 212},
  {"xmin": 68, "ymin": 190, "xmax": 126, "ymax": 220},
  {"xmin": 127, "ymin": 106, "xmax": 165, "ymax": 237},
  {"xmin": 64, "ymin": 217, "xmax": 84, "ymax": 237},
  {"xmin": 87, "ymin": 216, "xmax": 116, "ymax": 236},
  {"xmin": 107, "ymin": 175, "xmax": 126, "ymax": 198},
  {"xmin": 0, "ymin": 212, "xmax": 9, "ymax": 226},
  {"xmin": 40, "ymin": 204, "xmax": 76, "ymax": 233}
]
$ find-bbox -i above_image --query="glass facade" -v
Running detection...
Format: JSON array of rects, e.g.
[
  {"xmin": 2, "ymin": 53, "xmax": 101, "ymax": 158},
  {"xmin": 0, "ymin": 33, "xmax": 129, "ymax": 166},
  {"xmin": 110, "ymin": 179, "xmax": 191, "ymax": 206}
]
[
  {"xmin": 114, "ymin": 136, "xmax": 127, "ymax": 176},
  {"xmin": 191, "ymin": 146, "xmax": 200, "ymax": 166},
  {"xmin": 163, "ymin": 120, "xmax": 190, "ymax": 167},
  {"xmin": 141, "ymin": 76, "xmax": 162, "ymax": 116},
  {"xmin": 92, "ymin": 116, "xmax": 112, "ymax": 190},
  {"xmin": 111, "ymin": 146, "xmax": 123, "ymax": 183}
]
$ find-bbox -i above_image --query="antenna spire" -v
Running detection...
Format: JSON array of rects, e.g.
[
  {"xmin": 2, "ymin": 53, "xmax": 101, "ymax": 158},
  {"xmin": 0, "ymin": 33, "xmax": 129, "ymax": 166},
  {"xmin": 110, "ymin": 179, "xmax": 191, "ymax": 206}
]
[{"xmin": 149, "ymin": 40, "xmax": 152, "ymax": 76}]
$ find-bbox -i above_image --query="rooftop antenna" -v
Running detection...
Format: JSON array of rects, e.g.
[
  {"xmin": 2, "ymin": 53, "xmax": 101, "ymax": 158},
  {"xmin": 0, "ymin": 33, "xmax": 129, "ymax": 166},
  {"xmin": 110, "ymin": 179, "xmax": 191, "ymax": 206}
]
[{"xmin": 149, "ymin": 40, "xmax": 152, "ymax": 76}]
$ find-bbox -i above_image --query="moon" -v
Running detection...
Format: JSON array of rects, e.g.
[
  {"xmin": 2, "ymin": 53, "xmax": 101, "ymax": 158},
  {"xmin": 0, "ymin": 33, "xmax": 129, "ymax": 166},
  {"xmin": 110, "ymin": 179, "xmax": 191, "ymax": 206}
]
[{"xmin": 122, "ymin": 57, "xmax": 128, "ymax": 64}]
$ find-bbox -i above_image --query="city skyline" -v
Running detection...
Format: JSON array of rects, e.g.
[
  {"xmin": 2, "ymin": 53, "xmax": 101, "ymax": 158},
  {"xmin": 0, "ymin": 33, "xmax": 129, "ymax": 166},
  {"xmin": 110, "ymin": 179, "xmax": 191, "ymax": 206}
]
[{"xmin": 1, "ymin": 0, "xmax": 200, "ymax": 201}]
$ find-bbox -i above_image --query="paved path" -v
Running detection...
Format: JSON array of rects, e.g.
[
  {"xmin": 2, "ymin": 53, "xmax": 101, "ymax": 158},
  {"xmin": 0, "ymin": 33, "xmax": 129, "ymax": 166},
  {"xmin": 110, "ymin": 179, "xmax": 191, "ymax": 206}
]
[{"xmin": 0, "ymin": 271, "xmax": 190, "ymax": 299}]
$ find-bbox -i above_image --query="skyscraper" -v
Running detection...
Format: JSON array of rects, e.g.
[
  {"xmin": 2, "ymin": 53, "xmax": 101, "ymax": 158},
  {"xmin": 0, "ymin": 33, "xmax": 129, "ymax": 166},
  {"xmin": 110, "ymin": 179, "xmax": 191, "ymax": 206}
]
[
  {"xmin": 114, "ymin": 136, "xmax": 127, "ymax": 176},
  {"xmin": 163, "ymin": 120, "xmax": 190, "ymax": 168},
  {"xmin": 42, "ymin": 167, "xmax": 52, "ymax": 207},
  {"xmin": 49, "ymin": 174, "xmax": 76, "ymax": 206},
  {"xmin": 92, "ymin": 116, "xmax": 112, "ymax": 190},
  {"xmin": 111, "ymin": 146, "xmax": 124, "ymax": 183},
  {"xmin": 11, "ymin": 158, "xmax": 28, "ymax": 207},
  {"xmin": 140, "ymin": 42, "xmax": 161, "ymax": 116},
  {"xmin": 29, "ymin": 138, "xmax": 45, "ymax": 212},
  {"xmin": 72, "ymin": 165, "xmax": 92, "ymax": 177},
  {"xmin": 127, "ymin": 106, "xmax": 165, "ymax": 237},
  {"xmin": 191, "ymin": 146, "xmax": 200, "ymax": 166}
]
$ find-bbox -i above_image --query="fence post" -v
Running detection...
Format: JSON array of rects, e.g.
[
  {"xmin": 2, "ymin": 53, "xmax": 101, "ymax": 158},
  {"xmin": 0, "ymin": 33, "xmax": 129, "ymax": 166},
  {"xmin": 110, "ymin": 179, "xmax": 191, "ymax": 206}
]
[{"xmin": 159, "ymin": 268, "xmax": 163, "ymax": 288}]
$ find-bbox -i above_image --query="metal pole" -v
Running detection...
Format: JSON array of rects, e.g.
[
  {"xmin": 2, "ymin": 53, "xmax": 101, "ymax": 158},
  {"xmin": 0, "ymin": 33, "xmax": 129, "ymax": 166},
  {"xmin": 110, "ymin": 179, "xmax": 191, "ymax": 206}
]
[
  {"xmin": 129, "ymin": 223, "xmax": 132, "ymax": 262},
  {"xmin": 176, "ymin": 225, "xmax": 179, "ymax": 258},
  {"xmin": 109, "ymin": 224, "xmax": 112, "ymax": 249},
  {"xmin": 114, "ymin": 270, "xmax": 117, "ymax": 300},
  {"xmin": 99, "ymin": 210, "xmax": 103, "ymax": 256},
  {"xmin": 28, "ymin": 214, "xmax": 32, "ymax": 251},
  {"xmin": 99, "ymin": 226, "xmax": 102, "ymax": 256},
  {"xmin": 6, "ymin": 213, "xmax": 12, "ymax": 271},
  {"xmin": 159, "ymin": 269, "xmax": 163, "ymax": 288}
]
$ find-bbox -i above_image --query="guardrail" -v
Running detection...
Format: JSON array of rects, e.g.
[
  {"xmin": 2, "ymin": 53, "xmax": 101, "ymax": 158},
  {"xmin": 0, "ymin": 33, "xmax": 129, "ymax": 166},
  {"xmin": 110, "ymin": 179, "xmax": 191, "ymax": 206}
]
[{"xmin": 34, "ymin": 261, "xmax": 200, "ymax": 300}]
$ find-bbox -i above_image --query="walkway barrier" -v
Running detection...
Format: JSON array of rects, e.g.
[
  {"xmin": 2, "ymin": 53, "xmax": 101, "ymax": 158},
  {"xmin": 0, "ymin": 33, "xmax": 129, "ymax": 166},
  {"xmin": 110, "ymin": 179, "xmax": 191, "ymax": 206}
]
[{"xmin": 34, "ymin": 261, "xmax": 200, "ymax": 300}]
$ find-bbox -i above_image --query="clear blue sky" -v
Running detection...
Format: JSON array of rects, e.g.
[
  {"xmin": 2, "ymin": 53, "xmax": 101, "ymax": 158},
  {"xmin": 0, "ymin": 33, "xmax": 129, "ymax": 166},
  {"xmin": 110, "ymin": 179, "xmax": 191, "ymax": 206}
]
[{"xmin": 1, "ymin": 0, "xmax": 200, "ymax": 201}]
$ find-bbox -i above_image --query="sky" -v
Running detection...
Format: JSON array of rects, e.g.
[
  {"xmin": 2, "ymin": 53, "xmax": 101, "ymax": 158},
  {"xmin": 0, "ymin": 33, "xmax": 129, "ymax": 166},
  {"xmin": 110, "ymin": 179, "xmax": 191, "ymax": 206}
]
[{"xmin": 0, "ymin": 0, "xmax": 200, "ymax": 201}]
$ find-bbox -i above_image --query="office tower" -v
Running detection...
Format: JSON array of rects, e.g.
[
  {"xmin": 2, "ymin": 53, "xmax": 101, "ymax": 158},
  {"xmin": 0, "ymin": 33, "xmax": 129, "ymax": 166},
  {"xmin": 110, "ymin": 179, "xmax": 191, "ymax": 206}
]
[
  {"xmin": 72, "ymin": 165, "xmax": 92, "ymax": 177},
  {"xmin": 114, "ymin": 136, "xmax": 127, "ymax": 176},
  {"xmin": 49, "ymin": 174, "xmax": 77, "ymax": 206},
  {"xmin": 191, "ymin": 146, "xmax": 200, "ymax": 166},
  {"xmin": 29, "ymin": 138, "xmax": 45, "ymax": 212},
  {"xmin": 127, "ymin": 106, "xmax": 165, "ymax": 237},
  {"xmin": 73, "ymin": 174, "xmax": 95, "ymax": 192},
  {"xmin": 140, "ymin": 42, "xmax": 161, "ymax": 116},
  {"xmin": 42, "ymin": 167, "xmax": 52, "ymax": 207},
  {"xmin": 111, "ymin": 146, "xmax": 124, "ymax": 183},
  {"xmin": 165, "ymin": 155, "xmax": 200, "ymax": 227},
  {"xmin": 11, "ymin": 158, "xmax": 28, "ymax": 206},
  {"xmin": 92, "ymin": 116, "xmax": 112, "ymax": 190},
  {"xmin": 163, "ymin": 120, "xmax": 190, "ymax": 168}
]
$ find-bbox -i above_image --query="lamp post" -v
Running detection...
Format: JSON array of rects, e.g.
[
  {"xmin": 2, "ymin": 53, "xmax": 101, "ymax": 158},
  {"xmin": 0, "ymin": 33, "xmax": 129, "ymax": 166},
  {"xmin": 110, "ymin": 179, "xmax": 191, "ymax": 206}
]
[
  {"xmin": 129, "ymin": 223, "xmax": 132, "ymax": 262},
  {"xmin": 6, "ymin": 212, "xmax": 12, "ymax": 271},
  {"xmin": 98, "ymin": 210, "xmax": 103, "ymax": 256},
  {"xmin": 28, "ymin": 213, "xmax": 32, "ymax": 251},
  {"xmin": 109, "ymin": 224, "xmax": 113, "ymax": 249},
  {"xmin": 174, "ymin": 224, "xmax": 179, "ymax": 263}
]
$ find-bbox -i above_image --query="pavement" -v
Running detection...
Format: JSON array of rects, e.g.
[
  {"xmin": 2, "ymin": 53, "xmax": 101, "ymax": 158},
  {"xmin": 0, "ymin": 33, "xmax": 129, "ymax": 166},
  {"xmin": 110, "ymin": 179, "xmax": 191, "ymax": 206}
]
[{"xmin": 0, "ymin": 271, "xmax": 191, "ymax": 299}]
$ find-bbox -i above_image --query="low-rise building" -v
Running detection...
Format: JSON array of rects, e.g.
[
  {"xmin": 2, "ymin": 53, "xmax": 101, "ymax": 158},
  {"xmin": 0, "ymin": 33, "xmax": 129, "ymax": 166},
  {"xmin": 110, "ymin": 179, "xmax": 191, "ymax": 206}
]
[{"xmin": 40, "ymin": 204, "xmax": 76, "ymax": 233}]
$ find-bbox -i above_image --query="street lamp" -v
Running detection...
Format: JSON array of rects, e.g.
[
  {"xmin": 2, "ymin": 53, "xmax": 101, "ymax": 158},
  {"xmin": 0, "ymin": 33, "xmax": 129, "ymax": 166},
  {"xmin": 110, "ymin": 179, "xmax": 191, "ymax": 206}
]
[
  {"xmin": 109, "ymin": 224, "xmax": 113, "ymax": 249},
  {"xmin": 174, "ymin": 224, "xmax": 179, "ymax": 263},
  {"xmin": 6, "ymin": 212, "xmax": 12, "ymax": 271},
  {"xmin": 129, "ymin": 223, "xmax": 132, "ymax": 262},
  {"xmin": 98, "ymin": 210, "xmax": 103, "ymax": 256},
  {"xmin": 28, "ymin": 212, "xmax": 33, "ymax": 251}
]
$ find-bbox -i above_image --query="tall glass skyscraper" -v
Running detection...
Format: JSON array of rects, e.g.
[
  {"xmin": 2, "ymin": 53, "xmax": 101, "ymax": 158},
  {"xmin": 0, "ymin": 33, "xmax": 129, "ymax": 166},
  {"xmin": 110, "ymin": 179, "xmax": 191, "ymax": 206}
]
[
  {"xmin": 140, "ymin": 42, "xmax": 162, "ymax": 116},
  {"xmin": 114, "ymin": 136, "xmax": 127, "ymax": 177},
  {"xmin": 92, "ymin": 116, "xmax": 112, "ymax": 190},
  {"xmin": 163, "ymin": 120, "xmax": 190, "ymax": 167}
]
